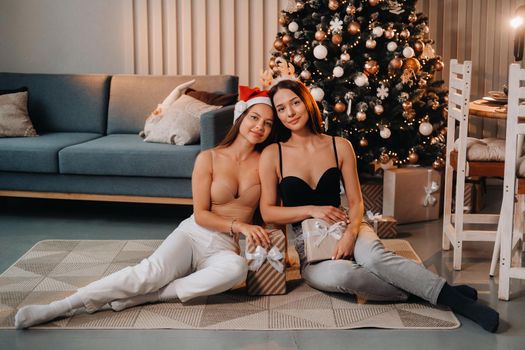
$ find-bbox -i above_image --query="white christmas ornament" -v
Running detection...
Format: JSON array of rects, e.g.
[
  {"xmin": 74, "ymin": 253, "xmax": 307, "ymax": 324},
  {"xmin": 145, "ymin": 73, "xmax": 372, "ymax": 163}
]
[
  {"xmin": 419, "ymin": 122, "xmax": 433, "ymax": 136},
  {"xmin": 403, "ymin": 46, "xmax": 415, "ymax": 58},
  {"xmin": 310, "ymin": 87, "xmax": 325, "ymax": 102},
  {"xmin": 380, "ymin": 127, "xmax": 391, "ymax": 139},
  {"xmin": 313, "ymin": 44, "xmax": 328, "ymax": 59},
  {"xmin": 377, "ymin": 83, "xmax": 389, "ymax": 99},
  {"xmin": 387, "ymin": 42, "xmax": 398, "ymax": 52},
  {"xmin": 330, "ymin": 18, "xmax": 344, "ymax": 33},
  {"xmin": 354, "ymin": 73, "xmax": 369, "ymax": 87},
  {"xmin": 333, "ymin": 66, "xmax": 344, "ymax": 77},
  {"xmin": 372, "ymin": 26, "xmax": 384, "ymax": 37},
  {"xmin": 288, "ymin": 21, "xmax": 299, "ymax": 32}
]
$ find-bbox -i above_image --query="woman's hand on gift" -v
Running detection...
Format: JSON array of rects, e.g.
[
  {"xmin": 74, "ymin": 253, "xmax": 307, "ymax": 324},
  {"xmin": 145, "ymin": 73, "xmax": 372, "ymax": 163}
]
[
  {"xmin": 236, "ymin": 222, "xmax": 271, "ymax": 249},
  {"xmin": 332, "ymin": 233, "xmax": 357, "ymax": 260},
  {"xmin": 309, "ymin": 205, "xmax": 349, "ymax": 224}
]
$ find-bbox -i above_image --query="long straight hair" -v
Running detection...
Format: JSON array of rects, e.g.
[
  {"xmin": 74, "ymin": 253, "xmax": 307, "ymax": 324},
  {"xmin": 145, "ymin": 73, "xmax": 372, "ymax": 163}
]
[
  {"xmin": 216, "ymin": 105, "xmax": 277, "ymax": 152},
  {"xmin": 268, "ymin": 79, "xmax": 323, "ymax": 142}
]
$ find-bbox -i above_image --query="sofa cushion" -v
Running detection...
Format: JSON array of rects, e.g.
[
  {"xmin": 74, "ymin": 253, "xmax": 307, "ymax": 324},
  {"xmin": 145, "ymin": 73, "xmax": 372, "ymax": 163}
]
[
  {"xmin": 0, "ymin": 132, "xmax": 102, "ymax": 173},
  {"xmin": 0, "ymin": 91, "xmax": 38, "ymax": 137},
  {"xmin": 59, "ymin": 134, "xmax": 200, "ymax": 178},
  {"xmin": 107, "ymin": 75, "xmax": 238, "ymax": 134},
  {"xmin": 142, "ymin": 94, "xmax": 221, "ymax": 145},
  {"xmin": 0, "ymin": 73, "xmax": 110, "ymax": 133}
]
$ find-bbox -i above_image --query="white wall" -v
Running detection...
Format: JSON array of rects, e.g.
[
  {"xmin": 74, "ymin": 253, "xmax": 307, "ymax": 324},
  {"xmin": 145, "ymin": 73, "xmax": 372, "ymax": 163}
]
[{"xmin": 0, "ymin": 0, "xmax": 132, "ymax": 74}]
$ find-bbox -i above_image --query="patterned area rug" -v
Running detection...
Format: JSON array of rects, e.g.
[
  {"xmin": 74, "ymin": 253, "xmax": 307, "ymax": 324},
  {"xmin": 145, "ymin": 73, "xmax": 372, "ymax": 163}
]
[{"xmin": 0, "ymin": 239, "xmax": 459, "ymax": 330}]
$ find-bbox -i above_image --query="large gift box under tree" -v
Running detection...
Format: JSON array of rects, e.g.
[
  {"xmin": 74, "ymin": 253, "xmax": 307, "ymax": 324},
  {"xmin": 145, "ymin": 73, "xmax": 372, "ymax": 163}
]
[
  {"xmin": 245, "ymin": 229, "xmax": 286, "ymax": 296},
  {"xmin": 383, "ymin": 167, "xmax": 442, "ymax": 224}
]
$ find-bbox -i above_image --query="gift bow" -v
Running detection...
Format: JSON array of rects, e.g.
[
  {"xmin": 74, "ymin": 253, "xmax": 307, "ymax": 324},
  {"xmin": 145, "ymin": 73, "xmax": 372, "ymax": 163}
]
[
  {"xmin": 246, "ymin": 245, "xmax": 284, "ymax": 273},
  {"xmin": 423, "ymin": 181, "xmax": 440, "ymax": 207},
  {"xmin": 365, "ymin": 210, "xmax": 383, "ymax": 233},
  {"xmin": 313, "ymin": 221, "xmax": 345, "ymax": 247}
]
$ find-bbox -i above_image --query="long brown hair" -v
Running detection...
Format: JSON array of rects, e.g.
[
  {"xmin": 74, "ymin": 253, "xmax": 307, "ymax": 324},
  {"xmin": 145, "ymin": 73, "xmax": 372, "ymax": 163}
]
[
  {"xmin": 268, "ymin": 79, "xmax": 323, "ymax": 142},
  {"xmin": 216, "ymin": 105, "xmax": 277, "ymax": 152}
]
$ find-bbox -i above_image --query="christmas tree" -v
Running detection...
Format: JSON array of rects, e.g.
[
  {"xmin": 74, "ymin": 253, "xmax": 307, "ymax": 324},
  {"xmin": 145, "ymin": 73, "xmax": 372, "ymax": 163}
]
[{"xmin": 266, "ymin": 0, "xmax": 448, "ymax": 173}]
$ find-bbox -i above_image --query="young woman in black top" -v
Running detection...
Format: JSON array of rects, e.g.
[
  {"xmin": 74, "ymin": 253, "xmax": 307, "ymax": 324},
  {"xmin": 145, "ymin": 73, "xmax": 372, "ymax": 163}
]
[{"xmin": 258, "ymin": 79, "xmax": 499, "ymax": 333}]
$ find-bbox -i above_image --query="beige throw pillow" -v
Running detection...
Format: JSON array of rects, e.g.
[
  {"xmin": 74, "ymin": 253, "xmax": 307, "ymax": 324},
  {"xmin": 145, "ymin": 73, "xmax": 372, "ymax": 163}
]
[
  {"xmin": 0, "ymin": 91, "xmax": 37, "ymax": 137},
  {"xmin": 143, "ymin": 94, "xmax": 221, "ymax": 145}
]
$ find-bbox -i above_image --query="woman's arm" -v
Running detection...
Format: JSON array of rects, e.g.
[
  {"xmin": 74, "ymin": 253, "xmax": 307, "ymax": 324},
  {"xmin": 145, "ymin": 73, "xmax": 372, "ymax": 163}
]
[
  {"xmin": 259, "ymin": 144, "xmax": 347, "ymax": 225},
  {"xmin": 192, "ymin": 150, "xmax": 270, "ymax": 247},
  {"xmin": 333, "ymin": 137, "xmax": 365, "ymax": 259}
]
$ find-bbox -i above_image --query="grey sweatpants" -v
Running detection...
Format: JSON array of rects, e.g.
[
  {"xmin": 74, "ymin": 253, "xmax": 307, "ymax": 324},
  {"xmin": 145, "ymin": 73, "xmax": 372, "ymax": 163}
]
[{"xmin": 295, "ymin": 223, "xmax": 446, "ymax": 304}]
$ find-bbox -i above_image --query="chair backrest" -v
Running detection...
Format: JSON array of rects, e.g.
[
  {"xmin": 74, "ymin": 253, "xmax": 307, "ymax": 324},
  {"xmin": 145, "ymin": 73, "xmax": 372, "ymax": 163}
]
[
  {"xmin": 504, "ymin": 64, "xmax": 525, "ymax": 184},
  {"xmin": 446, "ymin": 60, "xmax": 472, "ymax": 170},
  {"xmin": 447, "ymin": 59, "xmax": 472, "ymax": 124}
]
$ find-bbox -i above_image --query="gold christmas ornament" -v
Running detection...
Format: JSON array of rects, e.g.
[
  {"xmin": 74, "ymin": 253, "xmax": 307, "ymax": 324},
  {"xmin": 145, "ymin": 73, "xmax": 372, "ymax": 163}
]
[
  {"xmin": 408, "ymin": 12, "xmax": 417, "ymax": 22},
  {"xmin": 348, "ymin": 21, "xmax": 361, "ymax": 35},
  {"xmin": 334, "ymin": 101, "xmax": 347, "ymax": 113},
  {"xmin": 364, "ymin": 60, "xmax": 379, "ymax": 75},
  {"xmin": 366, "ymin": 38, "xmax": 377, "ymax": 49},
  {"xmin": 419, "ymin": 79, "xmax": 427, "ymax": 88},
  {"xmin": 328, "ymin": 0, "xmax": 340, "ymax": 11},
  {"xmin": 293, "ymin": 54, "xmax": 305, "ymax": 65},
  {"xmin": 403, "ymin": 110, "xmax": 415, "ymax": 120},
  {"xmin": 274, "ymin": 38, "xmax": 284, "ymax": 51},
  {"xmin": 332, "ymin": 33, "xmax": 343, "ymax": 45},
  {"xmin": 434, "ymin": 60, "xmax": 445, "ymax": 71},
  {"xmin": 356, "ymin": 111, "xmax": 367, "ymax": 121},
  {"xmin": 295, "ymin": 1, "xmax": 305, "ymax": 10},
  {"xmin": 399, "ymin": 29, "xmax": 410, "ymax": 40},
  {"xmin": 414, "ymin": 40, "xmax": 425, "ymax": 53},
  {"xmin": 402, "ymin": 101, "xmax": 412, "ymax": 111},
  {"xmin": 340, "ymin": 52, "xmax": 351, "ymax": 63},
  {"xmin": 278, "ymin": 15, "xmax": 289, "ymax": 26},
  {"xmin": 403, "ymin": 57, "xmax": 421, "ymax": 73},
  {"xmin": 379, "ymin": 153, "xmax": 390, "ymax": 164},
  {"xmin": 269, "ymin": 57, "xmax": 276, "ymax": 69},
  {"xmin": 359, "ymin": 138, "xmax": 369, "ymax": 147},
  {"xmin": 432, "ymin": 157, "xmax": 445, "ymax": 170},
  {"xmin": 282, "ymin": 34, "xmax": 292, "ymax": 44},
  {"xmin": 369, "ymin": 0, "xmax": 381, "ymax": 6},
  {"xmin": 384, "ymin": 28, "xmax": 394, "ymax": 39},
  {"xmin": 389, "ymin": 57, "xmax": 403, "ymax": 70},
  {"xmin": 408, "ymin": 152, "xmax": 419, "ymax": 164},
  {"xmin": 374, "ymin": 104, "xmax": 384, "ymax": 115},
  {"xmin": 346, "ymin": 5, "xmax": 356, "ymax": 15},
  {"xmin": 315, "ymin": 30, "xmax": 327, "ymax": 41},
  {"xmin": 300, "ymin": 70, "xmax": 312, "ymax": 80}
]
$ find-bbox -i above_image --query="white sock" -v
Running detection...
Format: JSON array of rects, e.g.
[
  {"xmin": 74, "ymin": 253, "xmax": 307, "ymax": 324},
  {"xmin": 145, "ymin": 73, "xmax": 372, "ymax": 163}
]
[
  {"xmin": 15, "ymin": 293, "xmax": 84, "ymax": 329},
  {"xmin": 109, "ymin": 291, "xmax": 160, "ymax": 312}
]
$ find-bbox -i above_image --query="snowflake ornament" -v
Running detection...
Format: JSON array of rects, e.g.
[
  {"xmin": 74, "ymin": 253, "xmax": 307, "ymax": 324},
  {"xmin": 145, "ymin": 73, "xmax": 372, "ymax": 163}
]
[
  {"xmin": 377, "ymin": 83, "xmax": 389, "ymax": 100},
  {"xmin": 330, "ymin": 16, "xmax": 344, "ymax": 33}
]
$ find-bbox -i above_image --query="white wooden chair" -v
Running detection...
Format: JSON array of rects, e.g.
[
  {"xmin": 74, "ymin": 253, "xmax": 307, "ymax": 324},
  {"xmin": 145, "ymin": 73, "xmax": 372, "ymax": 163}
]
[
  {"xmin": 442, "ymin": 59, "xmax": 500, "ymax": 270},
  {"xmin": 497, "ymin": 63, "xmax": 525, "ymax": 300}
]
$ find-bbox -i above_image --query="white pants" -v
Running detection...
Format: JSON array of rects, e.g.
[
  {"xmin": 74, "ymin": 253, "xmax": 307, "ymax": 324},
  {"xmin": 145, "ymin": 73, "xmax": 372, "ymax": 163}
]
[{"xmin": 77, "ymin": 215, "xmax": 248, "ymax": 312}]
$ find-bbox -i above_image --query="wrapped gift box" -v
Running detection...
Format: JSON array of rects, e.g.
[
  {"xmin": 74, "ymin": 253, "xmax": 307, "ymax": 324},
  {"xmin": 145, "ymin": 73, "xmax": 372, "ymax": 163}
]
[
  {"xmin": 246, "ymin": 229, "xmax": 286, "ymax": 296},
  {"xmin": 302, "ymin": 219, "xmax": 346, "ymax": 263},
  {"xmin": 452, "ymin": 177, "xmax": 486, "ymax": 213},
  {"xmin": 340, "ymin": 179, "xmax": 382, "ymax": 213},
  {"xmin": 365, "ymin": 212, "xmax": 398, "ymax": 238},
  {"xmin": 383, "ymin": 167, "xmax": 442, "ymax": 224}
]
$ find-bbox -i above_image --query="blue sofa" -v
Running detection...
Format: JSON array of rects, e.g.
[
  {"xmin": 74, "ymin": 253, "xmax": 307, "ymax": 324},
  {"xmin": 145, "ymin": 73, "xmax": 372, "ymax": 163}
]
[{"xmin": 0, "ymin": 73, "xmax": 238, "ymax": 204}]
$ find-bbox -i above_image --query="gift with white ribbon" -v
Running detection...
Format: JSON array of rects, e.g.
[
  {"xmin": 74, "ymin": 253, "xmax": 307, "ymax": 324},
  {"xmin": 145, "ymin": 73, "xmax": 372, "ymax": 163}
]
[
  {"xmin": 245, "ymin": 230, "xmax": 287, "ymax": 296},
  {"xmin": 245, "ymin": 245, "xmax": 284, "ymax": 273},
  {"xmin": 365, "ymin": 210, "xmax": 398, "ymax": 238},
  {"xmin": 301, "ymin": 219, "xmax": 346, "ymax": 263}
]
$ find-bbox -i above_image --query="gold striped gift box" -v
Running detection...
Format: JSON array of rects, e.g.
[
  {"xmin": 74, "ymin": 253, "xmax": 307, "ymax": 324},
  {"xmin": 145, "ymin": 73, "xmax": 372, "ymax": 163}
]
[{"xmin": 246, "ymin": 230, "xmax": 286, "ymax": 296}]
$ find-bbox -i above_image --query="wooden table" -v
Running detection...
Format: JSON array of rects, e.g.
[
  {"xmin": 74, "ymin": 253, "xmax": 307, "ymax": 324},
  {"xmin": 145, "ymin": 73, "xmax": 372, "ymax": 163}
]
[{"xmin": 469, "ymin": 99, "xmax": 507, "ymax": 119}]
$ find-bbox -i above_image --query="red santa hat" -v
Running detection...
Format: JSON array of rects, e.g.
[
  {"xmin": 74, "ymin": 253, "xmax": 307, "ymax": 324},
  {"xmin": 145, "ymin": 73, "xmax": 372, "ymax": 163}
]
[{"xmin": 233, "ymin": 86, "xmax": 272, "ymax": 123}]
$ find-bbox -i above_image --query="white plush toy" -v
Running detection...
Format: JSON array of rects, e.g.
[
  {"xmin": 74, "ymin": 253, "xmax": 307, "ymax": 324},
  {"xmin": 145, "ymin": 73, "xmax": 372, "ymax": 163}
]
[{"xmin": 139, "ymin": 79, "xmax": 195, "ymax": 141}]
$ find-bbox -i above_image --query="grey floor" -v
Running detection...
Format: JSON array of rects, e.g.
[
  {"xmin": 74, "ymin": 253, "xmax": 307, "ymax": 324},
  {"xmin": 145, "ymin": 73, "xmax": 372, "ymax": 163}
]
[{"xmin": 1, "ymin": 189, "xmax": 524, "ymax": 350}]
